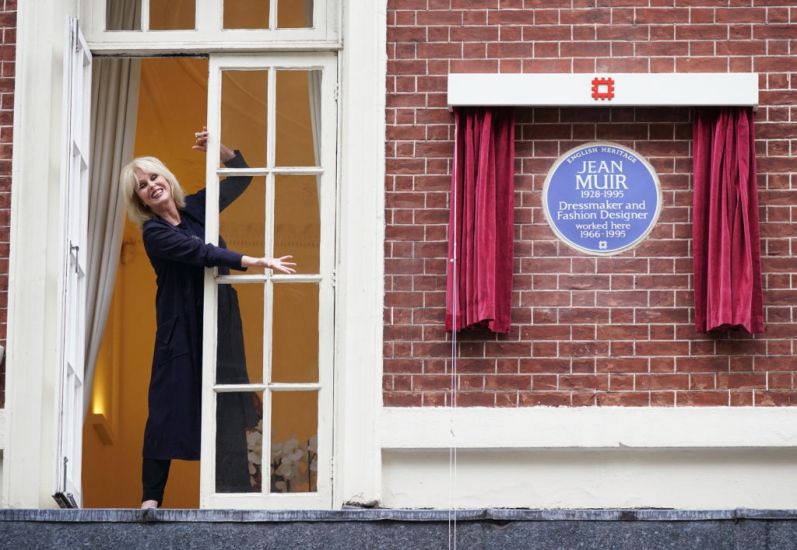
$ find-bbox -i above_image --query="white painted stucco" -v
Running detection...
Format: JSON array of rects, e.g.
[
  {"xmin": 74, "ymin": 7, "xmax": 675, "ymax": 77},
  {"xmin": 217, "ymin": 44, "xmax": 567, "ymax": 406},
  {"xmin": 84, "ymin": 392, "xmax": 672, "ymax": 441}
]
[
  {"xmin": 3, "ymin": 0, "xmax": 80, "ymax": 508},
  {"xmin": 383, "ymin": 448, "xmax": 797, "ymax": 509},
  {"xmin": 379, "ymin": 407, "xmax": 797, "ymax": 509},
  {"xmin": 332, "ymin": 0, "xmax": 386, "ymax": 508}
]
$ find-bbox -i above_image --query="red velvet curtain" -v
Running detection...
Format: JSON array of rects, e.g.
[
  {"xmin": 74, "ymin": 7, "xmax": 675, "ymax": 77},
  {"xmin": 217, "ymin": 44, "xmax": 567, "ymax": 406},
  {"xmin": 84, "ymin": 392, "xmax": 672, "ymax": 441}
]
[
  {"xmin": 693, "ymin": 108, "xmax": 764, "ymax": 334},
  {"xmin": 446, "ymin": 108, "xmax": 514, "ymax": 333}
]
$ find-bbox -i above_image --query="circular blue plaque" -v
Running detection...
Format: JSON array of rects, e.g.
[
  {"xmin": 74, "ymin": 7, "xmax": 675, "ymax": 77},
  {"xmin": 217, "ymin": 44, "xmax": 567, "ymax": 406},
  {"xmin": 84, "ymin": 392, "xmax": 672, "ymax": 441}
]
[{"xmin": 542, "ymin": 142, "xmax": 662, "ymax": 256}]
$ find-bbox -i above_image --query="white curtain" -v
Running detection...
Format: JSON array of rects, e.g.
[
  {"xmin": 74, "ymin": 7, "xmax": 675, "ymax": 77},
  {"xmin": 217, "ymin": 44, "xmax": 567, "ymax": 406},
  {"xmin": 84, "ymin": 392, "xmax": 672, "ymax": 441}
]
[
  {"xmin": 106, "ymin": 0, "xmax": 141, "ymax": 30},
  {"xmin": 309, "ymin": 71, "xmax": 321, "ymax": 168},
  {"xmin": 83, "ymin": 25, "xmax": 141, "ymax": 414}
]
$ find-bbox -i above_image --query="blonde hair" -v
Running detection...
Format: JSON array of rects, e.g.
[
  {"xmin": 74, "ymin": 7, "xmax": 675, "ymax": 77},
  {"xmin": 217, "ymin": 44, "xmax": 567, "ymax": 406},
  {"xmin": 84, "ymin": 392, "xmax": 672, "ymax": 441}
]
[{"xmin": 120, "ymin": 157, "xmax": 186, "ymax": 225}]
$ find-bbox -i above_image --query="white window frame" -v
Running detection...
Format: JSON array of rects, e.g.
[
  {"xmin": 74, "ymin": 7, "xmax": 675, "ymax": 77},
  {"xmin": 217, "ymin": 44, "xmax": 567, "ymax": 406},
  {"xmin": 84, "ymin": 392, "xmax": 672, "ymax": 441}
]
[
  {"xmin": 80, "ymin": 0, "xmax": 341, "ymax": 54},
  {"xmin": 200, "ymin": 53, "xmax": 337, "ymax": 509},
  {"xmin": 4, "ymin": 0, "xmax": 384, "ymax": 509}
]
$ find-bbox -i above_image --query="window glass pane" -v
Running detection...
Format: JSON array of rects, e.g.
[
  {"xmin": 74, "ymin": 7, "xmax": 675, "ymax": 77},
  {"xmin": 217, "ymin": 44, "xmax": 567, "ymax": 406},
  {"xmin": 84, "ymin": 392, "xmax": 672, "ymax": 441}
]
[
  {"xmin": 135, "ymin": 58, "xmax": 208, "ymax": 196},
  {"xmin": 274, "ymin": 175, "xmax": 319, "ymax": 275},
  {"xmin": 276, "ymin": 70, "xmax": 320, "ymax": 167},
  {"xmin": 150, "ymin": 0, "xmax": 196, "ymax": 30},
  {"xmin": 278, "ymin": 0, "xmax": 313, "ymax": 28},
  {"xmin": 272, "ymin": 283, "xmax": 318, "ymax": 383},
  {"xmin": 224, "ymin": 0, "xmax": 270, "ymax": 29},
  {"xmin": 106, "ymin": 0, "xmax": 141, "ymax": 30},
  {"xmin": 222, "ymin": 70, "xmax": 268, "ymax": 169},
  {"xmin": 216, "ymin": 391, "xmax": 263, "ymax": 493},
  {"xmin": 217, "ymin": 282, "xmax": 264, "ymax": 385},
  {"xmin": 271, "ymin": 391, "xmax": 317, "ymax": 493},
  {"xmin": 220, "ymin": 175, "xmax": 266, "ymax": 267}
]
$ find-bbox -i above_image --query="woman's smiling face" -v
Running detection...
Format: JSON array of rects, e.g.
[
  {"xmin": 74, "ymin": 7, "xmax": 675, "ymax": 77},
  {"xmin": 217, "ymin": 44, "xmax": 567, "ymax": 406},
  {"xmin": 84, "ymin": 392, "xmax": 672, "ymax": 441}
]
[{"xmin": 134, "ymin": 168, "xmax": 173, "ymax": 211}]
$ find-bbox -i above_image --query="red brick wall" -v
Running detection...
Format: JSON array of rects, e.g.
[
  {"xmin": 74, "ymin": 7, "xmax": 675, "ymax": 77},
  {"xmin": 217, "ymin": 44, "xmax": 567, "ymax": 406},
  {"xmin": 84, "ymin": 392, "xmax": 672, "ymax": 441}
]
[
  {"xmin": 384, "ymin": 1, "xmax": 797, "ymax": 407},
  {"xmin": 0, "ymin": 0, "xmax": 14, "ymax": 408}
]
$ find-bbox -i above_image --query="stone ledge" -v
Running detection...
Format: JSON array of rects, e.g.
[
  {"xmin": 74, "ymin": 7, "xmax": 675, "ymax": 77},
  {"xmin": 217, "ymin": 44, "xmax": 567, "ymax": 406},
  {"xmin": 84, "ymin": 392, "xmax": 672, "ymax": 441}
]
[
  {"xmin": 3, "ymin": 508, "xmax": 797, "ymax": 523},
  {"xmin": 4, "ymin": 508, "xmax": 797, "ymax": 549}
]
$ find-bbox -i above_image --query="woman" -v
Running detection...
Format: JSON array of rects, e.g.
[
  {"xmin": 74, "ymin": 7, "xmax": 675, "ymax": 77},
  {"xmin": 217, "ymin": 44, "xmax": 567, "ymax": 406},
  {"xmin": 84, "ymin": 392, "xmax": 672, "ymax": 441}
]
[{"xmin": 121, "ymin": 129, "xmax": 295, "ymax": 509}]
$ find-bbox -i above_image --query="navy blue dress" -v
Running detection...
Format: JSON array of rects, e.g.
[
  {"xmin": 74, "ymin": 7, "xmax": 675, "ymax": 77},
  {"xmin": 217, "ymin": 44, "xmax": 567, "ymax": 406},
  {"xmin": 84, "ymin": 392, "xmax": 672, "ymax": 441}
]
[{"xmin": 141, "ymin": 151, "xmax": 256, "ymax": 490}]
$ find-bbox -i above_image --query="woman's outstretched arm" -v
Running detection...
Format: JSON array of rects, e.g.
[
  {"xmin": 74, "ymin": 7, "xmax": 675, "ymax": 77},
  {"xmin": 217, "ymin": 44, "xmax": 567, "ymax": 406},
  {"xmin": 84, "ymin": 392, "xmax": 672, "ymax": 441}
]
[
  {"xmin": 144, "ymin": 220, "xmax": 296, "ymax": 273},
  {"xmin": 143, "ymin": 220, "xmax": 245, "ymax": 269}
]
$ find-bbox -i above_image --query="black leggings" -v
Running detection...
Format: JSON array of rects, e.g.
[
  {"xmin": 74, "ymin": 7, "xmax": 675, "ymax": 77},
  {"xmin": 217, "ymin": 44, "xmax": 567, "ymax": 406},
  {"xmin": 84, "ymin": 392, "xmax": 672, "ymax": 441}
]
[{"xmin": 142, "ymin": 458, "xmax": 171, "ymax": 506}]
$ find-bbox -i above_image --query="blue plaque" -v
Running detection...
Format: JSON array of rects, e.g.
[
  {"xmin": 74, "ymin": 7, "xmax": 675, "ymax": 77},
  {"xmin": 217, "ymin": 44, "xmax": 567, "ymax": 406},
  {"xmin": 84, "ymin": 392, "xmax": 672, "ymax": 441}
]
[{"xmin": 542, "ymin": 142, "xmax": 662, "ymax": 256}]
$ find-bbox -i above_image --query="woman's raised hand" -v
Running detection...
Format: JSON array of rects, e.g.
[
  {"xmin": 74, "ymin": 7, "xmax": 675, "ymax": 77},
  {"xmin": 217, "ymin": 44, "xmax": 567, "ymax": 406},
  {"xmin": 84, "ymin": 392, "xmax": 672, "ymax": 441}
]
[
  {"xmin": 192, "ymin": 127, "xmax": 235, "ymax": 163},
  {"xmin": 191, "ymin": 127, "xmax": 209, "ymax": 152},
  {"xmin": 241, "ymin": 255, "xmax": 297, "ymax": 274}
]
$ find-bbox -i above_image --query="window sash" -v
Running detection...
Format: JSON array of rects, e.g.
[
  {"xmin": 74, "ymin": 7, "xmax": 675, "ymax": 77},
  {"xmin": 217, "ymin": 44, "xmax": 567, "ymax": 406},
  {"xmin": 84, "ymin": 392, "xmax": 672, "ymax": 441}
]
[
  {"xmin": 200, "ymin": 52, "xmax": 337, "ymax": 509},
  {"xmin": 80, "ymin": 0, "xmax": 341, "ymax": 53},
  {"xmin": 55, "ymin": 18, "xmax": 93, "ymax": 509}
]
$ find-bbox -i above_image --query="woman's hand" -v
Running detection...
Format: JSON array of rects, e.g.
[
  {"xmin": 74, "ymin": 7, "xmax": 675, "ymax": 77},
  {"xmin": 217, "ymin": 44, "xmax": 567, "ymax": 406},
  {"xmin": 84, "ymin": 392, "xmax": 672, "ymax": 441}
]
[
  {"xmin": 192, "ymin": 126, "xmax": 236, "ymax": 163},
  {"xmin": 241, "ymin": 255, "xmax": 297, "ymax": 274}
]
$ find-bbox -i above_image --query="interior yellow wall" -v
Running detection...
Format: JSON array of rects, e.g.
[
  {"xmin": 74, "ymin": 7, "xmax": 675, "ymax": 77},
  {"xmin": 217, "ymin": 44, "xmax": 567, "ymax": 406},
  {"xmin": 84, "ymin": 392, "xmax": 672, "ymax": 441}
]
[
  {"xmin": 83, "ymin": 43, "xmax": 321, "ymax": 507},
  {"xmin": 145, "ymin": 0, "xmax": 308, "ymax": 30},
  {"xmin": 150, "ymin": 0, "xmax": 195, "ymax": 30}
]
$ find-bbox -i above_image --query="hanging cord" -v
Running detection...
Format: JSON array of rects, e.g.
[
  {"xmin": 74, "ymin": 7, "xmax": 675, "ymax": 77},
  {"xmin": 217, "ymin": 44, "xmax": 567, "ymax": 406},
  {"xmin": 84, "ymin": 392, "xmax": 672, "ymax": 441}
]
[
  {"xmin": 448, "ymin": 320, "xmax": 458, "ymax": 550},
  {"xmin": 447, "ymin": 114, "xmax": 459, "ymax": 550}
]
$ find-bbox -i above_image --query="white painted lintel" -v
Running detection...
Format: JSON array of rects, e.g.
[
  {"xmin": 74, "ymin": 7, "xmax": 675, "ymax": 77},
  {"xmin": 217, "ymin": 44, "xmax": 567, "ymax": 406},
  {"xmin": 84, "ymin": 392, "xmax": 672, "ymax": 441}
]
[
  {"xmin": 86, "ymin": 41, "xmax": 343, "ymax": 55},
  {"xmin": 448, "ymin": 73, "xmax": 759, "ymax": 107},
  {"xmin": 381, "ymin": 407, "xmax": 797, "ymax": 450}
]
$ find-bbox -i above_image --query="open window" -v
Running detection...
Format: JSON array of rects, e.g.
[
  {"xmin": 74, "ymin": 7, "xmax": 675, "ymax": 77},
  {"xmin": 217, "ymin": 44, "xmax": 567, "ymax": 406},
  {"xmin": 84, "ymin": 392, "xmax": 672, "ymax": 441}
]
[
  {"xmin": 200, "ymin": 53, "xmax": 337, "ymax": 508},
  {"xmin": 55, "ymin": 18, "xmax": 92, "ymax": 508},
  {"xmin": 9, "ymin": 0, "xmax": 388, "ymax": 512},
  {"xmin": 79, "ymin": 6, "xmax": 339, "ymax": 507}
]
